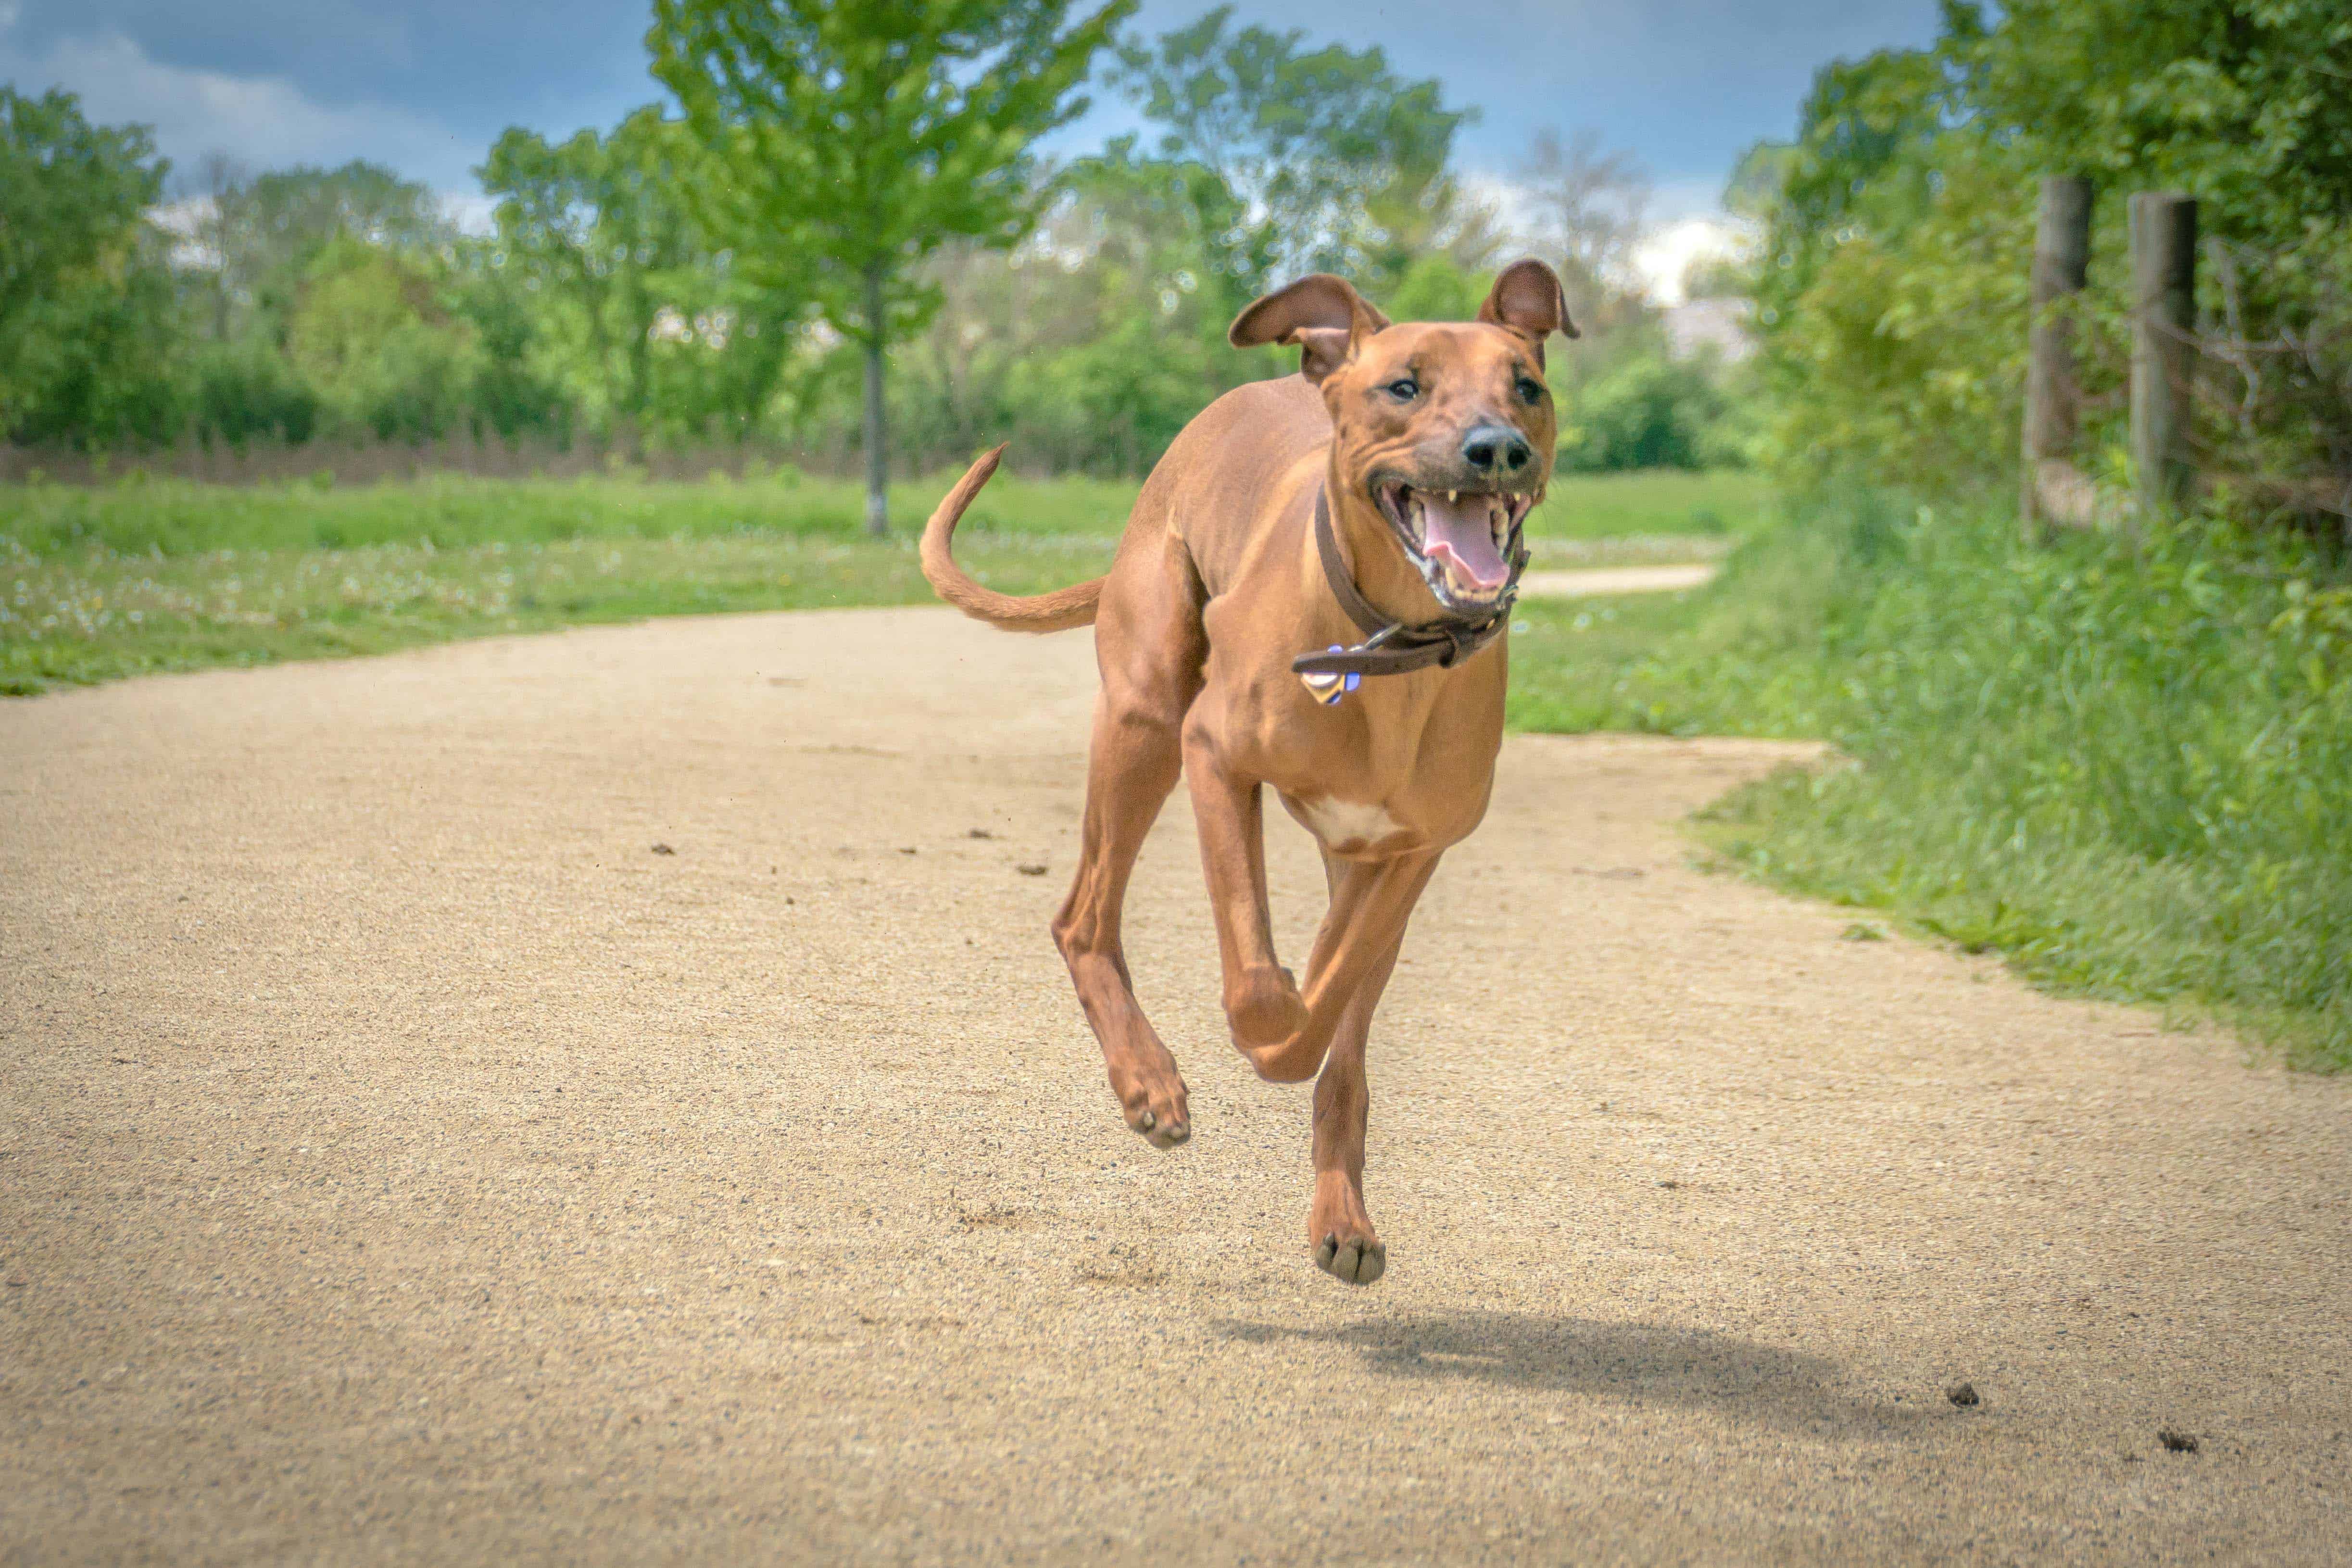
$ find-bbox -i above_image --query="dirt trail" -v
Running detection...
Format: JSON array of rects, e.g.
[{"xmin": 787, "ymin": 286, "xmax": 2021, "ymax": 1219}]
[
  {"xmin": 1517, "ymin": 562, "xmax": 1719, "ymax": 597},
  {"xmin": 3, "ymin": 606, "xmax": 2347, "ymax": 1566}
]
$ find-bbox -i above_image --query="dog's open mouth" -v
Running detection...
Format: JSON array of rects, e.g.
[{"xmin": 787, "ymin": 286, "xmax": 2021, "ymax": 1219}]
[{"xmin": 1373, "ymin": 481, "xmax": 1536, "ymax": 609}]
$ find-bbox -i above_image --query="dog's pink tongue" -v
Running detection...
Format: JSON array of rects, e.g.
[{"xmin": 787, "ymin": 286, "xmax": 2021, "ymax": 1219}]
[{"xmin": 1418, "ymin": 493, "xmax": 1509, "ymax": 592}]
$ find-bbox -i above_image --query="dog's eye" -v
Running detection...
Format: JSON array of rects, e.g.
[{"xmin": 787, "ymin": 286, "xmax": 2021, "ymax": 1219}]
[
  {"xmin": 1385, "ymin": 378, "xmax": 1419, "ymax": 401},
  {"xmin": 1515, "ymin": 376, "xmax": 1547, "ymax": 405}
]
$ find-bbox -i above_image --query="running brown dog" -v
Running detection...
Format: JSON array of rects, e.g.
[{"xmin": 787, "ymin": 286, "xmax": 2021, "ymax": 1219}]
[{"xmin": 920, "ymin": 260, "xmax": 1573, "ymax": 1285}]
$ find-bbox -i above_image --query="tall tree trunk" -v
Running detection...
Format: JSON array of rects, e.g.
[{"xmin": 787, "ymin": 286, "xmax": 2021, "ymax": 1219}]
[
  {"xmin": 2020, "ymin": 175, "xmax": 2093, "ymax": 539},
  {"xmin": 2129, "ymin": 192, "xmax": 2199, "ymax": 529},
  {"xmin": 862, "ymin": 263, "xmax": 889, "ymax": 537},
  {"xmin": 625, "ymin": 276, "xmax": 653, "ymax": 435}
]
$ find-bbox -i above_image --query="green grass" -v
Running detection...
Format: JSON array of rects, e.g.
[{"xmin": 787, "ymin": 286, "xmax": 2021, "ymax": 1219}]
[
  {"xmin": 0, "ymin": 468, "xmax": 1149, "ymax": 556},
  {"xmin": 1528, "ymin": 468, "xmax": 1773, "ymax": 543},
  {"xmin": 0, "ymin": 469, "xmax": 1138, "ymax": 691},
  {"xmin": 0, "ymin": 530, "xmax": 1126, "ymax": 690},
  {"xmin": 1509, "ymin": 491, "xmax": 2352, "ymax": 1071},
  {"xmin": 0, "ymin": 467, "xmax": 1739, "ymax": 692}
]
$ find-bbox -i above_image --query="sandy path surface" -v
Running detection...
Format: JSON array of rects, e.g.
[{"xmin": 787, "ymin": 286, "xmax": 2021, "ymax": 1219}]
[{"xmin": 3, "ymin": 607, "xmax": 2347, "ymax": 1566}]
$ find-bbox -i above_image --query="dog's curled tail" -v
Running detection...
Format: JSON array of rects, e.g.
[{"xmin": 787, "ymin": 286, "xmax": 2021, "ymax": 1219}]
[{"xmin": 919, "ymin": 445, "xmax": 1104, "ymax": 633}]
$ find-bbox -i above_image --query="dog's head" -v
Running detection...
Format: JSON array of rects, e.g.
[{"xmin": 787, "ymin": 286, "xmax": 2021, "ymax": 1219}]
[{"xmin": 1230, "ymin": 260, "xmax": 1574, "ymax": 616}]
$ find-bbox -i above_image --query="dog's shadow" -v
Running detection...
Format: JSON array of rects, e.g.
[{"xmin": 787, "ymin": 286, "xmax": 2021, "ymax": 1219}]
[{"xmin": 1214, "ymin": 1311, "xmax": 1924, "ymax": 1436}]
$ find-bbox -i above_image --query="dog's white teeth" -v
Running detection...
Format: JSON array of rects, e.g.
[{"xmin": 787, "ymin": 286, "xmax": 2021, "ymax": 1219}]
[{"xmin": 1447, "ymin": 489, "xmax": 1458, "ymax": 505}]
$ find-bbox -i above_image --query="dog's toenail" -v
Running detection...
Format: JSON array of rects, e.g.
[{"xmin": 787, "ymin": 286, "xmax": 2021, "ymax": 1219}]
[{"xmin": 1137, "ymin": 1109, "xmax": 1155, "ymax": 1130}]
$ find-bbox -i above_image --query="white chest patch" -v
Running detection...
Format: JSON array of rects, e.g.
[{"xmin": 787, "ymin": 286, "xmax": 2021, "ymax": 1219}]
[{"xmin": 1296, "ymin": 797, "xmax": 1406, "ymax": 851}]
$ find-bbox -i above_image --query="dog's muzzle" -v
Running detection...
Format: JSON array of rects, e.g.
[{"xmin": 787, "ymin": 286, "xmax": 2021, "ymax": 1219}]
[
  {"xmin": 1374, "ymin": 481, "xmax": 1538, "ymax": 612},
  {"xmin": 1294, "ymin": 487, "xmax": 1528, "ymax": 698}
]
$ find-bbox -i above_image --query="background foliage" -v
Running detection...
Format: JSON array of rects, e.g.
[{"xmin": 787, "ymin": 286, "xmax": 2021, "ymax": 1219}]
[
  {"xmin": 1736, "ymin": 0, "xmax": 2352, "ymax": 513},
  {"xmin": 0, "ymin": 10, "xmax": 1745, "ymax": 487}
]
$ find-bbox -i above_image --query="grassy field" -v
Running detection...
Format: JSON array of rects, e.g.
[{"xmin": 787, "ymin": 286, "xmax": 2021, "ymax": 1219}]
[
  {"xmin": 1509, "ymin": 493, "xmax": 2352, "ymax": 1071},
  {"xmin": 1, "ymin": 467, "xmax": 1755, "ymax": 692}
]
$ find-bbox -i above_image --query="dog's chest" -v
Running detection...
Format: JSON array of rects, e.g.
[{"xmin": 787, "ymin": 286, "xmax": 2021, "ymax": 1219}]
[{"xmin": 1292, "ymin": 796, "xmax": 1409, "ymax": 854}]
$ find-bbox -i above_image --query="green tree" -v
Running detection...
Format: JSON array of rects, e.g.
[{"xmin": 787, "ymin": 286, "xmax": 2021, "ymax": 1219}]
[
  {"xmin": 1733, "ymin": 42, "xmax": 2023, "ymax": 491},
  {"xmin": 1951, "ymin": 0, "xmax": 2352, "ymax": 239},
  {"xmin": 0, "ymin": 87, "xmax": 164, "ymax": 337},
  {"xmin": 203, "ymin": 161, "xmax": 453, "ymax": 345},
  {"xmin": 951, "ymin": 136, "xmax": 1275, "ymax": 472},
  {"xmin": 1555, "ymin": 341, "xmax": 1732, "ymax": 474},
  {"xmin": 650, "ymin": 0, "xmax": 1130, "ymax": 533},
  {"xmin": 1736, "ymin": 0, "xmax": 2352, "ymax": 503},
  {"xmin": 170, "ymin": 160, "xmax": 466, "ymax": 447},
  {"xmin": 1109, "ymin": 6, "xmax": 1481, "ymax": 295},
  {"xmin": 787, "ymin": 133, "xmax": 1273, "ymax": 477},
  {"xmin": 480, "ymin": 108, "xmax": 704, "ymax": 438},
  {"xmin": 286, "ymin": 235, "xmax": 481, "ymax": 442},
  {"xmin": 0, "ymin": 87, "xmax": 180, "ymax": 445}
]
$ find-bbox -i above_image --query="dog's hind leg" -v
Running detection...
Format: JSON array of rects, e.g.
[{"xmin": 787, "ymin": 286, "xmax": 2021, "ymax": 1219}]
[
  {"xmin": 1308, "ymin": 918, "xmax": 1405, "ymax": 1286},
  {"xmin": 1300, "ymin": 847, "xmax": 1434, "ymax": 1284},
  {"xmin": 1050, "ymin": 540, "xmax": 1205, "ymax": 1149}
]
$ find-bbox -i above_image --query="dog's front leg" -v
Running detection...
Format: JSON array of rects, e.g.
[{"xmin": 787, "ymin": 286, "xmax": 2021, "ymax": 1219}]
[
  {"xmin": 1308, "ymin": 910, "xmax": 1409, "ymax": 1287},
  {"xmin": 1181, "ymin": 733, "xmax": 1309, "ymax": 1067},
  {"xmin": 1241, "ymin": 849, "xmax": 1439, "ymax": 1085}
]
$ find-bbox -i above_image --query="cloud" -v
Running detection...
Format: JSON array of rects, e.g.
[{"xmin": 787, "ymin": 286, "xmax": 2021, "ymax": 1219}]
[
  {"xmin": 438, "ymin": 191, "xmax": 498, "ymax": 236},
  {"xmin": 0, "ymin": 16, "xmax": 477, "ymax": 187},
  {"xmin": 1635, "ymin": 216, "xmax": 1754, "ymax": 306},
  {"xmin": 1458, "ymin": 168, "xmax": 1748, "ymax": 306}
]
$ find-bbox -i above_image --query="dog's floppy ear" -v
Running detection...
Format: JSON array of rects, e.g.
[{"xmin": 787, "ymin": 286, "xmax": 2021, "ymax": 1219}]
[
  {"xmin": 1479, "ymin": 258, "xmax": 1578, "ymax": 350},
  {"xmin": 1229, "ymin": 273, "xmax": 1391, "ymax": 385}
]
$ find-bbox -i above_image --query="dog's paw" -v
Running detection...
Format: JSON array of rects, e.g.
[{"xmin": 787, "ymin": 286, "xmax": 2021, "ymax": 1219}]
[
  {"xmin": 1103, "ymin": 1048, "xmax": 1191, "ymax": 1150},
  {"xmin": 1315, "ymin": 1230, "xmax": 1386, "ymax": 1286},
  {"xmin": 1126, "ymin": 1097, "xmax": 1191, "ymax": 1149},
  {"xmin": 1113, "ymin": 1070, "xmax": 1191, "ymax": 1148}
]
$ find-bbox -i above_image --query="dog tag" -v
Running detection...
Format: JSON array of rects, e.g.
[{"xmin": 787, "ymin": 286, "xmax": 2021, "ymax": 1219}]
[{"xmin": 1299, "ymin": 648, "xmax": 1361, "ymax": 705}]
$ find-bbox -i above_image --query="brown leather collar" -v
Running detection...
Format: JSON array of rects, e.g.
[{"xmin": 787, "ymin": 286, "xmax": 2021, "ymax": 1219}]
[{"xmin": 1292, "ymin": 487, "xmax": 1528, "ymax": 680}]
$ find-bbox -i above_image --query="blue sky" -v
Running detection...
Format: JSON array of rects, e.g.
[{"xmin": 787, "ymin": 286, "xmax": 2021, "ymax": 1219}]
[{"xmin": 0, "ymin": 0, "xmax": 1943, "ymax": 217}]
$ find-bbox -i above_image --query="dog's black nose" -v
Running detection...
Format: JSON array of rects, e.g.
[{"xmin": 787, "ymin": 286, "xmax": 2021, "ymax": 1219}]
[{"xmin": 1462, "ymin": 425, "xmax": 1532, "ymax": 476}]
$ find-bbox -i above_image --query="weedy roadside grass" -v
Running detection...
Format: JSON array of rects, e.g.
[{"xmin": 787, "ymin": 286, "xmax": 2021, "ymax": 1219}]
[
  {"xmin": 1509, "ymin": 490, "xmax": 2352, "ymax": 1071},
  {"xmin": 1, "ymin": 466, "xmax": 1748, "ymax": 691}
]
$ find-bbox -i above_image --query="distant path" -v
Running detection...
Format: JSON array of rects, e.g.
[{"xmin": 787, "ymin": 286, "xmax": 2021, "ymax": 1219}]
[
  {"xmin": 3, "ymin": 606, "xmax": 2347, "ymax": 1565},
  {"xmin": 1519, "ymin": 561, "xmax": 1719, "ymax": 597}
]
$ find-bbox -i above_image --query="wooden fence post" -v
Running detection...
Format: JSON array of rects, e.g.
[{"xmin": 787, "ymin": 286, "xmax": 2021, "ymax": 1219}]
[
  {"xmin": 2021, "ymin": 176, "xmax": 2094, "ymax": 539},
  {"xmin": 2129, "ymin": 192, "xmax": 2198, "ymax": 525}
]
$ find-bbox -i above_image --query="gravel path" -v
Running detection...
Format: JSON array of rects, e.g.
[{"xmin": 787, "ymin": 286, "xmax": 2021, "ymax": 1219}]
[
  {"xmin": 1517, "ymin": 563, "xmax": 1719, "ymax": 597},
  {"xmin": 3, "ymin": 606, "xmax": 2347, "ymax": 1565}
]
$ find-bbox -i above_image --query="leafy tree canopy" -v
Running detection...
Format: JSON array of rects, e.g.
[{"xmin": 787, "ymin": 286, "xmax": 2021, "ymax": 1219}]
[
  {"xmin": 649, "ymin": 0, "xmax": 1129, "ymax": 341},
  {"xmin": 1108, "ymin": 5, "xmax": 1479, "ymax": 290},
  {"xmin": 1737, "ymin": 0, "xmax": 2352, "ymax": 503},
  {"xmin": 649, "ymin": 0, "xmax": 1130, "ymax": 527},
  {"xmin": 0, "ymin": 86, "xmax": 175, "ymax": 445},
  {"xmin": 482, "ymin": 108, "xmax": 709, "ymax": 424},
  {"xmin": 0, "ymin": 86, "xmax": 165, "ymax": 336}
]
